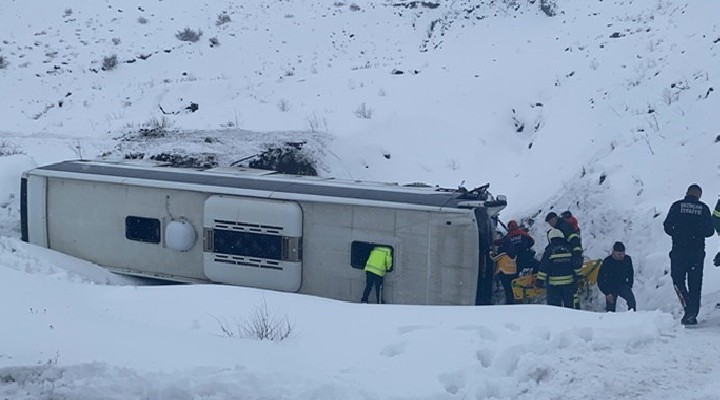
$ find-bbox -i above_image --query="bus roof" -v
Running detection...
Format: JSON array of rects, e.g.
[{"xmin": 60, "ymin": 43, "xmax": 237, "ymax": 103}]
[{"xmin": 33, "ymin": 159, "xmax": 493, "ymax": 209}]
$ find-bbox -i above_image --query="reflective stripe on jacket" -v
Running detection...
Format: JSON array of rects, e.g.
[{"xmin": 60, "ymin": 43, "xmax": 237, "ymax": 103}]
[
  {"xmin": 365, "ymin": 246, "xmax": 393, "ymax": 277},
  {"xmin": 537, "ymin": 240, "xmax": 581, "ymax": 286}
]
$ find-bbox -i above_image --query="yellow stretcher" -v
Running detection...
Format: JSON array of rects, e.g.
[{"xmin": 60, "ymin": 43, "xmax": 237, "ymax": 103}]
[{"xmin": 510, "ymin": 259, "xmax": 603, "ymax": 304}]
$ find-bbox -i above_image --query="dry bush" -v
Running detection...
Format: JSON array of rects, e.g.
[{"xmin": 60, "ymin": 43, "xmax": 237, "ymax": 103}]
[
  {"xmin": 215, "ymin": 297, "xmax": 294, "ymax": 342},
  {"xmin": 102, "ymin": 54, "xmax": 118, "ymax": 71},
  {"xmin": 354, "ymin": 102, "xmax": 373, "ymax": 119},
  {"xmin": 176, "ymin": 28, "xmax": 202, "ymax": 42},
  {"xmin": 0, "ymin": 140, "xmax": 23, "ymax": 156},
  {"xmin": 216, "ymin": 13, "xmax": 231, "ymax": 26}
]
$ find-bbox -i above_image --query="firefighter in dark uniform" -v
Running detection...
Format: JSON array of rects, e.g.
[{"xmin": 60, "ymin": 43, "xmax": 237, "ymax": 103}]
[
  {"xmin": 536, "ymin": 228, "xmax": 583, "ymax": 308},
  {"xmin": 663, "ymin": 184, "xmax": 715, "ymax": 325},
  {"xmin": 545, "ymin": 212, "xmax": 584, "ymax": 308}
]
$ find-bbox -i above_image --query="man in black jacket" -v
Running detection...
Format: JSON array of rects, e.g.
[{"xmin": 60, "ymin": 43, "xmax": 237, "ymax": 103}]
[
  {"xmin": 598, "ymin": 242, "xmax": 636, "ymax": 312},
  {"xmin": 663, "ymin": 184, "xmax": 715, "ymax": 325}
]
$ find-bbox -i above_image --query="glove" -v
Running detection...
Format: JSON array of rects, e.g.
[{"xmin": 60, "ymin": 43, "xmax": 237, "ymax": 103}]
[{"xmin": 714, "ymin": 252, "xmax": 720, "ymax": 267}]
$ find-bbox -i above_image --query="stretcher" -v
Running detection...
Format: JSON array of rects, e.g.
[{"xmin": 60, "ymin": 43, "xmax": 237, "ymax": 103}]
[{"xmin": 510, "ymin": 259, "xmax": 603, "ymax": 304}]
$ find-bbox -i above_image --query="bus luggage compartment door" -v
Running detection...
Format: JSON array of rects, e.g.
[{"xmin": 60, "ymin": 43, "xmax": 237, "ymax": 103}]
[{"xmin": 203, "ymin": 196, "xmax": 302, "ymax": 292}]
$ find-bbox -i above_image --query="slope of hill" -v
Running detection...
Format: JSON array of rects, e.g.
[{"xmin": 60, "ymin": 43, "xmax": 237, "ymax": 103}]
[
  {"xmin": 1, "ymin": 1, "xmax": 720, "ymax": 397},
  {"xmin": 2, "ymin": 0, "xmax": 719, "ymax": 307}
]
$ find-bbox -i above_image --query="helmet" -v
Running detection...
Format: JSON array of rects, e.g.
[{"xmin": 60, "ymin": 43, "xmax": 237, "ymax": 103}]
[{"xmin": 547, "ymin": 228, "xmax": 564, "ymax": 241}]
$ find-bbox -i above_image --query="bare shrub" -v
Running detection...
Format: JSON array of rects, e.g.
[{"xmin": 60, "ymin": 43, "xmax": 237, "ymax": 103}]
[
  {"xmin": 354, "ymin": 102, "xmax": 373, "ymax": 119},
  {"xmin": 216, "ymin": 13, "xmax": 231, "ymax": 26},
  {"xmin": 112, "ymin": 37, "xmax": 121, "ymax": 45},
  {"xmin": 137, "ymin": 16, "xmax": 148, "ymax": 24},
  {"xmin": 139, "ymin": 116, "xmax": 174, "ymax": 137},
  {"xmin": 540, "ymin": 0, "xmax": 558, "ymax": 17},
  {"xmin": 511, "ymin": 108, "xmax": 525, "ymax": 133},
  {"xmin": 0, "ymin": 140, "xmax": 23, "ymax": 157},
  {"xmin": 277, "ymin": 99, "xmax": 290, "ymax": 112},
  {"xmin": 0, "ymin": 56, "xmax": 7, "ymax": 69},
  {"xmin": 214, "ymin": 297, "xmax": 294, "ymax": 342},
  {"xmin": 63, "ymin": 8, "xmax": 73, "ymax": 17},
  {"xmin": 662, "ymin": 88, "xmax": 679, "ymax": 105},
  {"xmin": 307, "ymin": 113, "xmax": 328, "ymax": 132},
  {"xmin": 176, "ymin": 28, "xmax": 202, "ymax": 42},
  {"xmin": 349, "ymin": 3, "xmax": 361, "ymax": 11},
  {"xmin": 209, "ymin": 37, "xmax": 220, "ymax": 47},
  {"xmin": 102, "ymin": 55, "xmax": 118, "ymax": 71}
]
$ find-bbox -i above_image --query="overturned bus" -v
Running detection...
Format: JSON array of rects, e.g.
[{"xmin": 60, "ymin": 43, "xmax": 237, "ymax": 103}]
[{"xmin": 20, "ymin": 159, "xmax": 506, "ymax": 305}]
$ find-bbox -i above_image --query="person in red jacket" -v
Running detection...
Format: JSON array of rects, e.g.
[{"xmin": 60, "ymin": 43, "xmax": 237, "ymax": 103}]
[
  {"xmin": 561, "ymin": 210, "xmax": 581, "ymax": 234},
  {"xmin": 492, "ymin": 220, "xmax": 539, "ymax": 304},
  {"xmin": 494, "ymin": 220, "xmax": 538, "ymax": 272}
]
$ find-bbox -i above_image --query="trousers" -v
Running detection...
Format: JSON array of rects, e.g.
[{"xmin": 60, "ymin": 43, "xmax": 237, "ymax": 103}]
[
  {"xmin": 605, "ymin": 284, "xmax": 637, "ymax": 312},
  {"xmin": 361, "ymin": 272, "xmax": 383, "ymax": 303},
  {"xmin": 546, "ymin": 284, "xmax": 576, "ymax": 308},
  {"xmin": 670, "ymin": 248, "xmax": 705, "ymax": 317}
]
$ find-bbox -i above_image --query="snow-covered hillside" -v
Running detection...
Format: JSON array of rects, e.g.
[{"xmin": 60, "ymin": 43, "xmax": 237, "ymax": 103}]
[{"xmin": 1, "ymin": 0, "xmax": 720, "ymax": 398}]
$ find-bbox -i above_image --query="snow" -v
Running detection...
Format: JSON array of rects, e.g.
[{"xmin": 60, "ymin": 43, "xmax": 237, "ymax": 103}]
[{"xmin": 1, "ymin": 0, "xmax": 720, "ymax": 398}]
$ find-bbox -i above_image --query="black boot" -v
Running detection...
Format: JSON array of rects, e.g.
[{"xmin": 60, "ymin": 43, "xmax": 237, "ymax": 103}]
[{"xmin": 681, "ymin": 311, "xmax": 690, "ymax": 325}]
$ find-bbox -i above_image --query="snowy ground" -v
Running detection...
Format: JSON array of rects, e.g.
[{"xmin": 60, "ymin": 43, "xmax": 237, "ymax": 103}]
[{"xmin": 1, "ymin": 0, "xmax": 720, "ymax": 398}]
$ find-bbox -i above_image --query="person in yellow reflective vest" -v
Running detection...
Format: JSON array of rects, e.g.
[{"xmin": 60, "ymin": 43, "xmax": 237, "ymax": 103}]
[
  {"xmin": 536, "ymin": 229, "xmax": 583, "ymax": 308},
  {"xmin": 361, "ymin": 246, "xmax": 393, "ymax": 304}
]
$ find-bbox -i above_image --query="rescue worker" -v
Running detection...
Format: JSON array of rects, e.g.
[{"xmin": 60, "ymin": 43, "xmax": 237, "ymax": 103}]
[
  {"xmin": 545, "ymin": 211, "xmax": 584, "ymax": 308},
  {"xmin": 490, "ymin": 248, "xmax": 517, "ymax": 305},
  {"xmin": 663, "ymin": 184, "xmax": 715, "ymax": 325},
  {"xmin": 561, "ymin": 211, "xmax": 583, "ymax": 251},
  {"xmin": 561, "ymin": 210, "xmax": 581, "ymax": 234},
  {"xmin": 360, "ymin": 245, "xmax": 393, "ymax": 304},
  {"xmin": 545, "ymin": 212, "xmax": 583, "ymax": 266},
  {"xmin": 597, "ymin": 241, "xmax": 636, "ymax": 312},
  {"xmin": 536, "ymin": 228, "xmax": 583, "ymax": 308},
  {"xmin": 494, "ymin": 220, "xmax": 539, "ymax": 273}
]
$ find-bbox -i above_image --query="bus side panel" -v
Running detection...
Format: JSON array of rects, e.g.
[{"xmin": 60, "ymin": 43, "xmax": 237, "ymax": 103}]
[
  {"xmin": 299, "ymin": 203, "xmax": 436, "ymax": 304},
  {"xmin": 383, "ymin": 210, "xmax": 431, "ymax": 305},
  {"xmin": 25, "ymin": 175, "xmax": 48, "ymax": 247},
  {"xmin": 296, "ymin": 202, "xmax": 357, "ymax": 301},
  {"xmin": 426, "ymin": 212, "xmax": 479, "ymax": 305},
  {"xmin": 300, "ymin": 202, "xmax": 476, "ymax": 305},
  {"xmin": 46, "ymin": 178, "xmax": 206, "ymax": 280}
]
